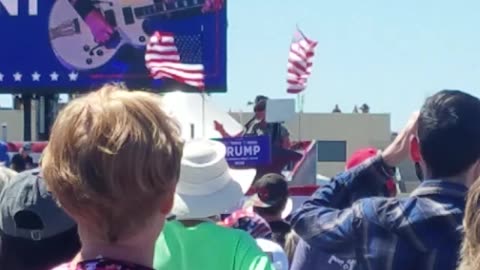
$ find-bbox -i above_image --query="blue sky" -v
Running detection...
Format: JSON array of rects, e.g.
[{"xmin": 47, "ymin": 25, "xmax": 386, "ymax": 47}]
[{"xmin": 2, "ymin": 0, "xmax": 480, "ymax": 131}]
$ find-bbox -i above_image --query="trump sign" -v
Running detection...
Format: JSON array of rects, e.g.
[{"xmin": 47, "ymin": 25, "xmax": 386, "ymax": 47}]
[{"xmin": 218, "ymin": 136, "xmax": 271, "ymax": 167}]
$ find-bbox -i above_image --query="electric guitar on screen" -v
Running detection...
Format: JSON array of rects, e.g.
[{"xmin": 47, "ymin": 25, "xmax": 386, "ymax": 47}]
[{"xmin": 48, "ymin": 0, "xmax": 206, "ymax": 71}]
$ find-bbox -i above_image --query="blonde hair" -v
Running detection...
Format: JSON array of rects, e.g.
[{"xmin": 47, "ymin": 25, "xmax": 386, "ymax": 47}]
[
  {"xmin": 284, "ymin": 230, "xmax": 300, "ymax": 265},
  {"xmin": 458, "ymin": 177, "xmax": 480, "ymax": 270},
  {"xmin": 42, "ymin": 84, "xmax": 183, "ymax": 242}
]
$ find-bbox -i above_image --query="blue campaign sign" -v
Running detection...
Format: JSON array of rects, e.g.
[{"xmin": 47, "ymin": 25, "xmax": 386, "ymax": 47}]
[
  {"xmin": 219, "ymin": 136, "xmax": 271, "ymax": 167},
  {"xmin": 0, "ymin": 0, "xmax": 227, "ymax": 94}
]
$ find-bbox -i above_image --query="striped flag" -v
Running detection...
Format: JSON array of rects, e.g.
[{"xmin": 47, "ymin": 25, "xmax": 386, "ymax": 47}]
[
  {"xmin": 287, "ymin": 29, "xmax": 318, "ymax": 94},
  {"xmin": 145, "ymin": 31, "xmax": 205, "ymax": 90}
]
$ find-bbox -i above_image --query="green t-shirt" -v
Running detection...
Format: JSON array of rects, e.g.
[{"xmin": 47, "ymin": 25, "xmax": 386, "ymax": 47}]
[{"xmin": 154, "ymin": 220, "xmax": 275, "ymax": 270}]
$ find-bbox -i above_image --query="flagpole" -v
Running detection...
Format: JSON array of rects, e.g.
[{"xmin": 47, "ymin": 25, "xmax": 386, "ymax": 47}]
[
  {"xmin": 202, "ymin": 92, "xmax": 206, "ymax": 138},
  {"xmin": 297, "ymin": 93, "xmax": 304, "ymax": 141}
]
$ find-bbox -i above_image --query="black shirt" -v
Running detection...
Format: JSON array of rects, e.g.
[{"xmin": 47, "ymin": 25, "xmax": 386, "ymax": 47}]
[
  {"xmin": 269, "ymin": 220, "xmax": 292, "ymax": 248},
  {"xmin": 10, "ymin": 154, "xmax": 33, "ymax": 172}
]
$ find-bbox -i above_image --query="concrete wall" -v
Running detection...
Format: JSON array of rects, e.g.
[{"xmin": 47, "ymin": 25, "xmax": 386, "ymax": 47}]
[
  {"xmin": 230, "ymin": 112, "xmax": 392, "ymax": 177},
  {"xmin": 0, "ymin": 108, "xmax": 37, "ymax": 141}
]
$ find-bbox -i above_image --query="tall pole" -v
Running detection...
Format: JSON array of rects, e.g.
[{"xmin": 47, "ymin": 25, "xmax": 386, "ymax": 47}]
[
  {"xmin": 201, "ymin": 92, "xmax": 206, "ymax": 138},
  {"xmin": 297, "ymin": 93, "xmax": 304, "ymax": 141},
  {"xmin": 23, "ymin": 94, "xmax": 32, "ymax": 141}
]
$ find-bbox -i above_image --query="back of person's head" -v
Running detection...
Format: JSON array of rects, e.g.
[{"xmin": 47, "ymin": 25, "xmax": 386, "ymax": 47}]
[
  {"xmin": 248, "ymin": 173, "xmax": 291, "ymax": 219},
  {"xmin": 0, "ymin": 166, "xmax": 17, "ymax": 194},
  {"xmin": 414, "ymin": 90, "xmax": 480, "ymax": 180},
  {"xmin": 42, "ymin": 84, "xmax": 184, "ymax": 243},
  {"xmin": 459, "ymin": 177, "xmax": 480, "ymax": 270},
  {"xmin": 0, "ymin": 169, "xmax": 80, "ymax": 270}
]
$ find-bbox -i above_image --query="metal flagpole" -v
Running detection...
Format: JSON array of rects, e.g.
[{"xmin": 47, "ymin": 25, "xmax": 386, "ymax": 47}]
[
  {"xmin": 201, "ymin": 92, "xmax": 206, "ymax": 138},
  {"xmin": 297, "ymin": 93, "xmax": 304, "ymax": 141}
]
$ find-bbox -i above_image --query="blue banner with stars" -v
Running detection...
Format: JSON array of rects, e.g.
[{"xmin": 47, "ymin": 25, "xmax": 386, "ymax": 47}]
[{"xmin": 0, "ymin": 0, "xmax": 227, "ymax": 94}]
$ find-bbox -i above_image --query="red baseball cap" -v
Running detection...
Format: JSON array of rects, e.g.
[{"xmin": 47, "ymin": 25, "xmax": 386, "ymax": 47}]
[
  {"xmin": 346, "ymin": 147, "xmax": 397, "ymax": 197},
  {"xmin": 346, "ymin": 148, "xmax": 378, "ymax": 170}
]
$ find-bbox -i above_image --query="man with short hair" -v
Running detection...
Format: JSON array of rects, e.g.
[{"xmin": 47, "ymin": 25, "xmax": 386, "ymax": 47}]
[
  {"xmin": 10, "ymin": 143, "xmax": 34, "ymax": 172},
  {"xmin": 244, "ymin": 173, "xmax": 292, "ymax": 248},
  {"xmin": 291, "ymin": 90, "xmax": 480, "ymax": 270}
]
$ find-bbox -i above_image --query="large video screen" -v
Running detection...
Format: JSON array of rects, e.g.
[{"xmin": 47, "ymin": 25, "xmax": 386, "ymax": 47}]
[{"xmin": 0, "ymin": 0, "xmax": 227, "ymax": 94}]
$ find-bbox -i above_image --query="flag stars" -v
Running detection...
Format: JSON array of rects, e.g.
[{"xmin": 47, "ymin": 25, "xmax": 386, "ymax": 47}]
[
  {"xmin": 13, "ymin": 72, "xmax": 22, "ymax": 82},
  {"xmin": 32, "ymin": 71, "xmax": 41, "ymax": 81},
  {"xmin": 50, "ymin": 72, "xmax": 59, "ymax": 81},
  {"xmin": 0, "ymin": 73, "xmax": 3, "ymax": 82},
  {"xmin": 68, "ymin": 71, "xmax": 79, "ymax": 81}
]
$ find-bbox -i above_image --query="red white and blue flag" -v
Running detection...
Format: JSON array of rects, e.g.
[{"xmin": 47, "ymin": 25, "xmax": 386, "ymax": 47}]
[
  {"xmin": 287, "ymin": 29, "xmax": 318, "ymax": 94},
  {"xmin": 145, "ymin": 31, "xmax": 205, "ymax": 90}
]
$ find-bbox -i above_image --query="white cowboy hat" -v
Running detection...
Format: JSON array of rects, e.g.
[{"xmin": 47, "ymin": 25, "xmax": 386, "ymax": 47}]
[{"xmin": 171, "ymin": 139, "xmax": 256, "ymax": 220}]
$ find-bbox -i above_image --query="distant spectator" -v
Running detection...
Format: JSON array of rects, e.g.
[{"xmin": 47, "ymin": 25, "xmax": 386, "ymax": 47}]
[
  {"xmin": 332, "ymin": 104, "xmax": 341, "ymax": 113},
  {"xmin": 244, "ymin": 173, "xmax": 293, "ymax": 248},
  {"xmin": 0, "ymin": 169, "xmax": 80, "ymax": 270},
  {"xmin": 221, "ymin": 209, "xmax": 273, "ymax": 239},
  {"xmin": 10, "ymin": 143, "xmax": 33, "ymax": 172},
  {"xmin": 43, "ymin": 85, "xmax": 184, "ymax": 270},
  {"xmin": 0, "ymin": 141, "xmax": 9, "ymax": 167},
  {"xmin": 291, "ymin": 90, "xmax": 480, "ymax": 270},
  {"xmin": 154, "ymin": 139, "xmax": 274, "ymax": 270},
  {"xmin": 0, "ymin": 166, "xmax": 16, "ymax": 193}
]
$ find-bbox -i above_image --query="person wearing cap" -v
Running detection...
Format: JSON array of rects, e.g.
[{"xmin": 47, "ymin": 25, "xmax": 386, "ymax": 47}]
[
  {"xmin": 214, "ymin": 95, "xmax": 291, "ymax": 149},
  {"xmin": 42, "ymin": 85, "xmax": 184, "ymax": 270},
  {"xmin": 244, "ymin": 173, "xmax": 293, "ymax": 248},
  {"xmin": 290, "ymin": 147, "xmax": 398, "ymax": 270},
  {"xmin": 10, "ymin": 142, "xmax": 34, "ymax": 172},
  {"xmin": 0, "ymin": 169, "xmax": 81, "ymax": 270},
  {"xmin": 153, "ymin": 139, "xmax": 275, "ymax": 270}
]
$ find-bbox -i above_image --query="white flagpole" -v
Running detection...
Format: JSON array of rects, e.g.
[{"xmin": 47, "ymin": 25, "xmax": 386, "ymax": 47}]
[
  {"xmin": 297, "ymin": 93, "xmax": 304, "ymax": 141},
  {"xmin": 201, "ymin": 92, "xmax": 206, "ymax": 138}
]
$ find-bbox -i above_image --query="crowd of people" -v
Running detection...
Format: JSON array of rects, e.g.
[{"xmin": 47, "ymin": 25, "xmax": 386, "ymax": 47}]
[{"xmin": 0, "ymin": 84, "xmax": 479, "ymax": 270}]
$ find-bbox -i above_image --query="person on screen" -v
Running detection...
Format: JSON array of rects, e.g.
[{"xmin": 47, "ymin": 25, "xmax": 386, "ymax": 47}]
[
  {"xmin": 214, "ymin": 95, "xmax": 291, "ymax": 149},
  {"xmin": 69, "ymin": 0, "xmax": 224, "ymax": 44}
]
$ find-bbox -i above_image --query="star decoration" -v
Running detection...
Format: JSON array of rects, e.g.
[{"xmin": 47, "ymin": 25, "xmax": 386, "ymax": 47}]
[
  {"xmin": 68, "ymin": 71, "xmax": 79, "ymax": 81},
  {"xmin": 32, "ymin": 71, "xmax": 41, "ymax": 81},
  {"xmin": 13, "ymin": 72, "xmax": 22, "ymax": 82},
  {"xmin": 50, "ymin": 72, "xmax": 59, "ymax": 81},
  {"xmin": 0, "ymin": 73, "xmax": 3, "ymax": 82}
]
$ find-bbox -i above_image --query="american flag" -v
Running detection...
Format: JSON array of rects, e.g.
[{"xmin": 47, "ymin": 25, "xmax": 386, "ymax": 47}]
[
  {"xmin": 287, "ymin": 29, "xmax": 318, "ymax": 94},
  {"xmin": 145, "ymin": 31, "xmax": 205, "ymax": 90}
]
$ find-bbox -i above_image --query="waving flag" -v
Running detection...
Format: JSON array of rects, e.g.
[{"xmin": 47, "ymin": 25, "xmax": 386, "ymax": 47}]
[
  {"xmin": 287, "ymin": 29, "xmax": 318, "ymax": 94},
  {"xmin": 146, "ymin": 32, "xmax": 205, "ymax": 90}
]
